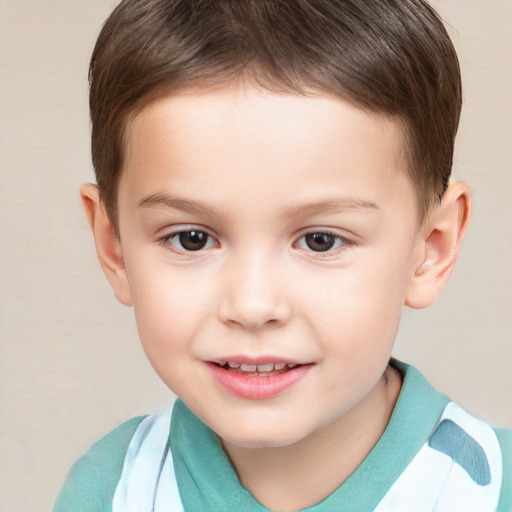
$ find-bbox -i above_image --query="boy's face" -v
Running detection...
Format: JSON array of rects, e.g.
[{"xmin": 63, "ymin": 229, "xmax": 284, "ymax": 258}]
[{"xmin": 115, "ymin": 85, "xmax": 425, "ymax": 448}]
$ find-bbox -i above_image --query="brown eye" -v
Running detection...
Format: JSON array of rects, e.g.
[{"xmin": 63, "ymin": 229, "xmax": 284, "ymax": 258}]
[
  {"xmin": 168, "ymin": 230, "xmax": 215, "ymax": 251},
  {"xmin": 297, "ymin": 232, "xmax": 347, "ymax": 253},
  {"xmin": 305, "ymin": 233, "xmax": 336, "ymax": 252}
]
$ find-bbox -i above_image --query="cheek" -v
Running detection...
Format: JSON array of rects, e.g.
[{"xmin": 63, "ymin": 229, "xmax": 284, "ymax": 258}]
[
  {"xmin": 127, "ymin": 265, "xmax": 210, "ymax": 358},
  {"xmin": 130, "ymin": 280, "xmax": 210, "ymax": 395},
  {"xmin": 303, "ymin": 255, "xmax": 410, "ymax": 352}
]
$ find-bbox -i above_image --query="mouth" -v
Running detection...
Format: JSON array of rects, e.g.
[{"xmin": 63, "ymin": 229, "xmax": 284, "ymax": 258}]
[
  {"xmin": 207, "ymin": 359, "xmax": 312, "ymax": 400},
  {"xmin": 212, "ymin": 361, "xmax": 301, "ymax": 377}
]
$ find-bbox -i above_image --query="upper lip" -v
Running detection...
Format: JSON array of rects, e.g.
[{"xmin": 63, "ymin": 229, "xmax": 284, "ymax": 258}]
[{"xmin": 207, "ymin": 355, "xmax": 309, "ymax": 365}]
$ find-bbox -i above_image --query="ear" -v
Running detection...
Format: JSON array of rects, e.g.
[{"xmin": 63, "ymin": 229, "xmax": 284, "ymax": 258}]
[
  {"xmin": 81, "ymin": 183, "xmax": 133, "ymax": 306},
  {"xmin": 405, "ymin": 181, "xmax": 471, "ymax": 309}
]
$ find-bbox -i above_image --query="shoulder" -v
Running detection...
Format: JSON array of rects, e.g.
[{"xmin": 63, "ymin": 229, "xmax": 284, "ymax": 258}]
[
  {"xmin": 430, "ymin": 403, "xmax": 512, "ymax": 511},
  {"xmin": 53, "ymin": 416, "xmax": 146, "ymax": 512},
  {"xmin": 494, "ymin": 426, "xmax": 512, "ymax": 456},
  {"xmin": 493, "ymin": 426, "xmax": 512, "ymax": 512}
]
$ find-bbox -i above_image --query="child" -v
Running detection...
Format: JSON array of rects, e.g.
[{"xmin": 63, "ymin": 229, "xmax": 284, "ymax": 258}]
[{"xmin": 54, "ymin": 0, "xmax": 511, "ymax": 510}]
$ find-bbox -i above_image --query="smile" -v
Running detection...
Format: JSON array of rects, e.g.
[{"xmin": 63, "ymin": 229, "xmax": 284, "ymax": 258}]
[
  {"xmin": 208, "ymin": 360, "xmax": 311, "ymax": 400},
  {"xmin": 214, "ymin": 361, "xmax": 299, "ymax": 376}
]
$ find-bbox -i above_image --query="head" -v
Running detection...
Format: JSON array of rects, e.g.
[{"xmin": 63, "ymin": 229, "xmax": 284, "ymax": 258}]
[{"xmin": 82, "ymin": 0, "xmax": 471, "ymax": 449}]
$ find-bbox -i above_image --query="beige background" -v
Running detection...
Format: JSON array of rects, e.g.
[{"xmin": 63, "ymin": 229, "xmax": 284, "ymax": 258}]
[{"xmin": 0, "ymin": 1, "xmax": 510, "ymax": 510}]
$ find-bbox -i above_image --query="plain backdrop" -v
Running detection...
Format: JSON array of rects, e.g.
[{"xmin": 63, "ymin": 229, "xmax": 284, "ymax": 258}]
[{"xmin": 0, "ymin": 1, "xmax": 510, "ymax": 510}]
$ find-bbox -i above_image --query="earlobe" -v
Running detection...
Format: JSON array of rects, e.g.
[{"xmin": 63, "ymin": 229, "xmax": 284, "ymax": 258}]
[
  {"xmin": 81, "ymin": 183, "xmax": 133, "ymax": 307},
  {"xmin": 405, "ymin": 182, "xmax": 471, "ymax": 309}
]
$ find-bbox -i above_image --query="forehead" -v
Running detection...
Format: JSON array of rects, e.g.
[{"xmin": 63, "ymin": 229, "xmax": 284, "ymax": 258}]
[
  {"xmin": 120, "ymin": 85, "xmax": 417, "ymax": 221},
  {"xmin": 126, "ymin": 85, "xmax": 401, "ymax": 157}
]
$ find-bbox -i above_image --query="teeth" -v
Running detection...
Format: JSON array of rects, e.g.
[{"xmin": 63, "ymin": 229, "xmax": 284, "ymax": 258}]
[
  {"xmin": 218, "ymin": 361, "xmax": 301, "ymax": 372},
  {"xmin": 240, "ymin": 363, "xmax": 257, "ymax": 372},
  {"xmin": 256, "ymin": 363, "xmax": 274, "ymax": 372}
]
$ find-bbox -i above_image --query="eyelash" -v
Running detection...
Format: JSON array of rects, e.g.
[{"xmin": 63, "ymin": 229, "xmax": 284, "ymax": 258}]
[
  {"xmin": 158, "ymin": 229, "xmax": 217, "ymax": 253},
  {"xmin": 158, "ymin": 228, "xmax": 353, "ymax": 256}
]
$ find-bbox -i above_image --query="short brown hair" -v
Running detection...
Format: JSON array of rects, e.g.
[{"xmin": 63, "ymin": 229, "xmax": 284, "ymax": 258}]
[{"xmin": 89, "ymin": 0, "xmax": 461, "ymax": 230}]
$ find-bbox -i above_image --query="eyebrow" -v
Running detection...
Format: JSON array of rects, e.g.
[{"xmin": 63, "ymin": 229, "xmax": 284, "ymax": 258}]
[
  {"xmin": 138, "ymin": 193, "xmax": 222, "ymax": 215},
  {"xmin": 138, "ymin": 192, "xmax": 380, "ymax": 217},
  {"xmin": 283, "ymin": 198, "xmax": 380, "ymax": 218}
]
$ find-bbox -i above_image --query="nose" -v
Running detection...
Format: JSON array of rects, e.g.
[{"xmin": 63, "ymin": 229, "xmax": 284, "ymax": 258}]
[{"xmin": 218, "ymin": 251, "xmax": 292, "ymax": 330}]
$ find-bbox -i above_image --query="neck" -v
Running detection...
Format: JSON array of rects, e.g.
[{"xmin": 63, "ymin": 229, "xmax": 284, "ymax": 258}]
[{"xmin": 221, "ymin": 365, "xmax": 402, "ymax": 512}]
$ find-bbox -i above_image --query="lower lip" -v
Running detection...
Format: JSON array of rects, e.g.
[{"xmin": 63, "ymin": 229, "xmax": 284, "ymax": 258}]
[{"xmin": 208, "ymin": 363, "xmax": 311, "ymax": 400}]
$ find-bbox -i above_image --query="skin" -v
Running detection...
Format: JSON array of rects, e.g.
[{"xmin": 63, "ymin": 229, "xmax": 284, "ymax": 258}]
[{"xmin": 83, "ymin": 84, "xmax": 470, "ymax": 511}]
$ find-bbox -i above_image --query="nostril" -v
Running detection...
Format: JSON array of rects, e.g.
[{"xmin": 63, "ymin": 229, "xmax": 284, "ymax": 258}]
[{"xmin": 224, "ymin": 316, "xmax": 283, "ymax": 331}]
